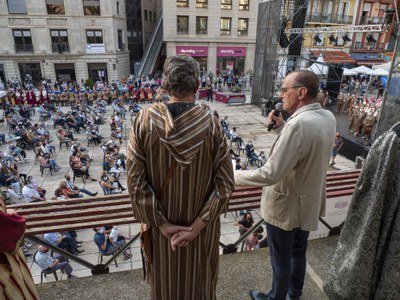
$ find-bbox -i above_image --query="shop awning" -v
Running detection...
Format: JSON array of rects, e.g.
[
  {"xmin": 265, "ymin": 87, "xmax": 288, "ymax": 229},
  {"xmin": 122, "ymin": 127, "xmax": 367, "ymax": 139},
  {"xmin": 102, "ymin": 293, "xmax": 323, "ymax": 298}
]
[
  {"xmin": 355, "ymin": 60, "xmax": 386, "ymax": 66},
  {"xmin": 312, "ymin": 51, "xmax": 356, "ymax": 64}
]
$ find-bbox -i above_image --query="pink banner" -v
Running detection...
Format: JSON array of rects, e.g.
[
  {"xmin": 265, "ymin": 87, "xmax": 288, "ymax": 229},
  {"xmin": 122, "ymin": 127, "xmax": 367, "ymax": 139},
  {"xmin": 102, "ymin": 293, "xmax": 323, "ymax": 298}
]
[
  {"xmin": 176, "ymin": 46, "xmax": 208, "ymax": 57},
  {"xmin": 217, "ymin": 47, "xmax": 247, "ymax": 57}
]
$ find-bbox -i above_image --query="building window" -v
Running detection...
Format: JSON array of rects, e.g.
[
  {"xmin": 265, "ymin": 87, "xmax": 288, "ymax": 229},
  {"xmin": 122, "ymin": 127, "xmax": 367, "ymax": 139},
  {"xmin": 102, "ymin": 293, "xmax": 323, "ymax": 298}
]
[
  {"xmin": 7, "ymin": 0, "xmax": 27, "ymax": 14},
  {"xmin": 118, "ymin": 29, "xmax": 124, "ymax": 51},
  {"xmin": 177, "ymin": 0, "xmax": 189, "ymax": 7},
  {"xmin": 13, "ymin": 29, "xmax": 33, "ymax": 53},
  {"xmin": 83, "ymin": 0, "xmax": 100, "ymax": 16},
  {"xmin": 220, "ymin": 18, "xmax": 231, "ymax": 35},
  {"xmin": 238, "ymin": 18, "xmax": 248, "ymax": 36},
  {"xmin": 153, "ymin": 12, "xmax": 157, "ymax": 23},
  {"xmin": 116, "ymin": 1, "xmax": 120, "ymax": 15},
  {"xmin": 239, "ymin": 0, "xmax": 249, "ymax": 10},
  {"xmin": 177, "ymin": 16, "xmax": 189, "ymax": 34},
  {"xmin": 46, "ymin": 0, "xmax": 65, "ymax": 14},
  {"xmin": 196, "ymin": 0, "xmax": 207, "ymax": 8},
  {"xmin": 144, "ymin": 10, "xmax": 148, "ymax": 22},
  {"xmin": 149, "ymin": 11, "xmax": 152, "ymax": 22},
  {"xmin": 86, "ymin": 29, "xmax": 103, "ymax": 44},
  {"xmin": 221, "ymin": 0, "xmax": 232, "ymax": 10},
  {"xmin": 50, "ymin": 29, "xmax": 69, "ymax": 53},
  {"xmin": 196, "ymin": 17, "xmax": 207, "ymax": 34}
]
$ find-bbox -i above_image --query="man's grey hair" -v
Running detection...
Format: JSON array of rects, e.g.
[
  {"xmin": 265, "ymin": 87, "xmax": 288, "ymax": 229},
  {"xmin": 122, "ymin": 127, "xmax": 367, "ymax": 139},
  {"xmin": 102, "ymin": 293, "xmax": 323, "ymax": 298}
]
[{"xmin": 162, "ymin": 54, "xmax": 200, "ymax": 99}]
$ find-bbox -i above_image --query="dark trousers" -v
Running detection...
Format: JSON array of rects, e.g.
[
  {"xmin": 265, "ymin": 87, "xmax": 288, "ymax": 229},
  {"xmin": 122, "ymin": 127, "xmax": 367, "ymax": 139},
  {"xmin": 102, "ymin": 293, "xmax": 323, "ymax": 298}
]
[
  {"xmin": 48, "ymin": 255, "xmax": 73, "ymax": 276},
  {"xmin": 58, "ymin": 236, "xmax": 77, "ymax": 254},
  {"xmin": 266, "ymin": 223, "xmax": 309, "ymax": 300},
  {"xmin": 207, "ymin": 92, "xmax": 213, "ymax": 101}
]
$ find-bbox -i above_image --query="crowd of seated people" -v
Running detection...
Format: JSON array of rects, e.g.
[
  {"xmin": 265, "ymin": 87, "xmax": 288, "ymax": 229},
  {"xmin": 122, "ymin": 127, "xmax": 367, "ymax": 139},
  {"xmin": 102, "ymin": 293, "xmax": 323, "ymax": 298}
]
[
  {"xmin": 110, "ymin": 114, "xmax": 124, "ymax": 143},
  {"xmin": 0, "ymin": 164, "xmax": 23, "ymax": 202},
  {"xmin": 21, "ymin": 176, "xmax": 46, "ymax": 203},
  {"xmin": 43, "ymin": 231, "xmax": 84, "ymax": 255},
  {"xmin": 99, "ymin": 171, "xmax": 126, "ymax": 195},
  {"xmin": 216, "ymin": 112, "xmax": 267, "ymax": 168},
  {"xmin": 93, "ymin": 226, "xmax": 131, "ymax": 260},
  {"xmin": 85, "ymin": 119, "xmax": 104, "ymax": 145},
  {"xmin": 112, "ymin": 99, "xmax": 126, "ymax": 119},
  {"xmin": 102, "ymin": 140, "xmax": 126, "ymax": 171},
  {"xmin": 37, "ymin": 150, "xmax": 62, "ymax": 172},
  {"xmin": 69, "ymin": 151, "xmax": 96, "ymax": 182},
  {"xmin": 38, "ymin": 140, "xmax": 56, "ymax": 156}
]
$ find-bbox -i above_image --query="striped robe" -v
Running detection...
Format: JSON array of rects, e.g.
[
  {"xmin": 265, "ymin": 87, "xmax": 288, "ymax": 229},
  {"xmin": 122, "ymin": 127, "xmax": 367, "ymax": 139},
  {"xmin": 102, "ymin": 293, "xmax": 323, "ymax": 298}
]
[
  {"xmin": 127, "ymin": 103, "xmax": 234, "ymax": 300},
  {"xmin": 0, "ymin": 197, "xmax": 40, "ymax": 300}
]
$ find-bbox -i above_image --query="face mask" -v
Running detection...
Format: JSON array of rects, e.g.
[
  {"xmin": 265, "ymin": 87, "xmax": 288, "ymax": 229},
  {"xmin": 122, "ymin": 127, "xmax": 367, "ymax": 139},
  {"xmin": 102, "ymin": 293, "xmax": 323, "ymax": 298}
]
[
  {"xmin": 103, "ymin": 176, "xmax": 108, "ymax": 181},
  {"xmin": 99, "ymin": 227, "xmax": 104, "ymax": 234}
]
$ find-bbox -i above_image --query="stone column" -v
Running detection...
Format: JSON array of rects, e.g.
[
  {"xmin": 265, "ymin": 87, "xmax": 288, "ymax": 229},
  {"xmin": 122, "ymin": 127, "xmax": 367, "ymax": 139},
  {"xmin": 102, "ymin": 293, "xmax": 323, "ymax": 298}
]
[{"xmin": 208, "ymin": 43, "xmax": 217, "ymax": 77}]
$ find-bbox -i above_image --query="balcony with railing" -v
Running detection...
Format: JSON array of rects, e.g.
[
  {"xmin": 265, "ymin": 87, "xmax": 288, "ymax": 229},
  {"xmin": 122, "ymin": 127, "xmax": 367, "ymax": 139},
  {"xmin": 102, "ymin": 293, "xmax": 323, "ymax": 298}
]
[
  {"xmin": 15, "ymin": 44, "xmax": 34, "ymax": 53},
  {"xmin": 52, "ymin": 43, "xmax": 70, "ymax": 53},
  {"xmin": 354, "ymin": 41, "xmax": 385, "ymax": 52},
  {"xmin": 385, "ymin": 42, "xmax": 395, "ymax": 52},
  {"xmin": 359, "ymin": 16, "xmax": 384, "ymax": 25},
  {"xmin": 307, "ymin": 14, "xmax": 353, "ymax": 24}
]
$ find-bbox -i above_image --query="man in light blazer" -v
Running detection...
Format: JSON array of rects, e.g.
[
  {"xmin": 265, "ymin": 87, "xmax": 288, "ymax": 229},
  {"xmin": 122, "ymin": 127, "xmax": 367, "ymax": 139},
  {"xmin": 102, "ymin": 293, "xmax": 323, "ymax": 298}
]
[{"xmin": 235, "ymin": 70, "xmax": 336, "ymax": 300}]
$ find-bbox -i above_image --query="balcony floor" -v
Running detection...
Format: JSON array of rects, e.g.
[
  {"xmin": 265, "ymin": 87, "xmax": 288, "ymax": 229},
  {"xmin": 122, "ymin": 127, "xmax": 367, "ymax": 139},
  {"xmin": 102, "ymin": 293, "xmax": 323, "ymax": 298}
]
[{"xmin": 36, "ymin": 236, "xmax": 338, "ymax": 300}]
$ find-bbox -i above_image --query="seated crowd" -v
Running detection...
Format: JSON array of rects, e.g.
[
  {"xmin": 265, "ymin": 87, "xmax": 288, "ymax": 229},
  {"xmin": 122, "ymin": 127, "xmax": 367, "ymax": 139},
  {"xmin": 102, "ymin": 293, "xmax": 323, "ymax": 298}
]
[{"xmin": 1, "ymin": 77, "xmax": 266, "ymax": 283}]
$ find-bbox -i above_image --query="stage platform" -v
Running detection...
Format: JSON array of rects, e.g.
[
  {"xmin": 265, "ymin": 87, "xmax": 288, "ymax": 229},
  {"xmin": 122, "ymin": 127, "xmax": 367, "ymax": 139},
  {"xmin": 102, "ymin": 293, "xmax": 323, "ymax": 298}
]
[
  {"xmin": 215, "ymin": 92, "xmax": 246, "ymax": 105},
  {"xmin": 329, "ymin": 106, "xmax": 371, "ymax": 162}
]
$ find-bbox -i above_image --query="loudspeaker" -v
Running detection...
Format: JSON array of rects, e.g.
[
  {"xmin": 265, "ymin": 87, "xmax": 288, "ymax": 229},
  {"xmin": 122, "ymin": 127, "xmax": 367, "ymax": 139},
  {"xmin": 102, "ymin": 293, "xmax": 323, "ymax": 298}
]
[
  {"xmin": 339, "ymin": 136, "xmax": 369, "ymax": 162},
  {"xmin": 325, "ymin": 66, "xmax": 343, "ymax": 100}
]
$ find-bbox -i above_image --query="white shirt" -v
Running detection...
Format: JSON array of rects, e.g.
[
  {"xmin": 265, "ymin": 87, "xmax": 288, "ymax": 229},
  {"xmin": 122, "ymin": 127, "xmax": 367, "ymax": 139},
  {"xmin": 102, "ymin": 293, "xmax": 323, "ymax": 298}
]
[
  {"xmin": 230, "ymin": 130, "xmax": 238, "ymax": 139},
  {"xmin": 109, "ymin": 227, "xmax": 119, "ymax": 244},
  {"xmin": 22, "ymin": 185, "xmax": 40, "ymax": 203},
  {"xmin": 37, "ymin": 127, "xmax": 47, "ymax": 135}
]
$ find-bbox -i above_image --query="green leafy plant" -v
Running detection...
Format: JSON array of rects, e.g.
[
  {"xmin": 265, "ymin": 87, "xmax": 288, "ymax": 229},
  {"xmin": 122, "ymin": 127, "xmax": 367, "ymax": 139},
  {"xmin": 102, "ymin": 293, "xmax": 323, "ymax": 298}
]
[{"xmin": 85, "ymin": 78, "xmax": 94, "ymax": 89}]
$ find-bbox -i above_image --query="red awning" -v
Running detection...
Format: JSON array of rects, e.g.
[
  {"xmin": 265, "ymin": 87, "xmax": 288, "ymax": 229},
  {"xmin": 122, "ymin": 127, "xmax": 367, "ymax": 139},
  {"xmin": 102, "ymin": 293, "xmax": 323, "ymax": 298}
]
[{"xmin": 313, "ymin": 51, "xmax": 356, "ymax": 64}]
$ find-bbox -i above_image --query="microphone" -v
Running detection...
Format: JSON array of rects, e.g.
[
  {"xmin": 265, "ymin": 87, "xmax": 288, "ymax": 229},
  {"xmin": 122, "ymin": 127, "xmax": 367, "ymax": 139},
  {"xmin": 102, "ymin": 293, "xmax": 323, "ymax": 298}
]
[{"xmin": 267, "ymin": 102, "xmax": 283, "ymax": 131}]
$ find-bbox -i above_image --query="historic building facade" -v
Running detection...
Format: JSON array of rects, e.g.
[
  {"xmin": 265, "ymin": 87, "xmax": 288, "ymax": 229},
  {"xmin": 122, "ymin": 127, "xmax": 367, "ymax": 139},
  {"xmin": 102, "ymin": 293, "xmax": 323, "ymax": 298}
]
[
  {"xmin": 163, "ymin": 0, "xmax": 257, "ymax": 76},
  {"xmin": 0, "ymin": 0, "xmax": 129, "ymax": 85}
]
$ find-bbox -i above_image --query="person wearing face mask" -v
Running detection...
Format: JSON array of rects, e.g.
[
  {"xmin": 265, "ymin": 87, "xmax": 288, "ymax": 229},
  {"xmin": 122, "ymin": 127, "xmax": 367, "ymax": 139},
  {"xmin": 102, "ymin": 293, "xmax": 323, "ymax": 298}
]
[
  {"xmin": 99, "ymin": 172, "xmax": 126, "ymax": 194},
  {"xmin": 34, "ymin": 245, "xmax": 77, "ymax": 279},
  {"xmin": 22, "ymin": 180, "xmax": 44, "ymax": 203},
  {"xmin": 93, "ymin": 227, "xmax": 132, "ymax": 260},
  {"xmin": 64, "ymin": 174, "xmax": 98, "ymax": 197},
  {"xmin": 236, "ymin": 212, "xmax": 254, "ymax": 236}
]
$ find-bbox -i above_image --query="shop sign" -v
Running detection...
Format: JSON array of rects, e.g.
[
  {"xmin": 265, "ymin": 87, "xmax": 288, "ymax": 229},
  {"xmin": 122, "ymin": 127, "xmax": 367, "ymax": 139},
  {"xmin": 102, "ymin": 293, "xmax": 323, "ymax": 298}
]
[
  {"xmin": 351, "ymin": 53, "xmax": 381, "ymax": 61},
  {"xmin": 176, "ymin": 46, "xmax": 208, "ymax": 57},
  {"xmin": 86, "ymin": 43, "xmax": 105, "ymax": 54},
  {"xmin": 217, "ymin": 47, "xmax": 246, "ymax": 57}
]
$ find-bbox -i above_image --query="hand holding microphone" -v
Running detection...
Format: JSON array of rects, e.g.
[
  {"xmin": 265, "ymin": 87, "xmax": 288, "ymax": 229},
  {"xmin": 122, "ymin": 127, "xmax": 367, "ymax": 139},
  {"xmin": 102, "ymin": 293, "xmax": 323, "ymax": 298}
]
[{"xmin": 267, "ymin": 102, "xmax": 284, "ymax": 131}]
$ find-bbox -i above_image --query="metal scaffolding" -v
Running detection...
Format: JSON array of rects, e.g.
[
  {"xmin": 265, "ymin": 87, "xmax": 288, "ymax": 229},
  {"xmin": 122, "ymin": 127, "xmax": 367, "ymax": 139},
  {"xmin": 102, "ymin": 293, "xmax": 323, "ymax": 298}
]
[
  {"xmin": 286, "ymin": 24, "xmax": 390, "ymax": 34},
  {"xmin": 251, "ymin": 0, "xmax": 397, "ymax": 107}
]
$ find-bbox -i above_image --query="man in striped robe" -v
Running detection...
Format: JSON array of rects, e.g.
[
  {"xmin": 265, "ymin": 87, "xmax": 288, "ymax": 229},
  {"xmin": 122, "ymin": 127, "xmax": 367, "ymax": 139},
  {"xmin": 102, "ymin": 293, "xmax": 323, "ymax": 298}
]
[{"xmin": 127, "ymin": 54, "xmax": 235, "ymax": 300}]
